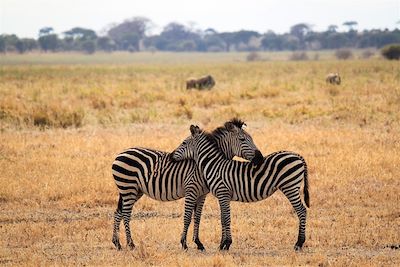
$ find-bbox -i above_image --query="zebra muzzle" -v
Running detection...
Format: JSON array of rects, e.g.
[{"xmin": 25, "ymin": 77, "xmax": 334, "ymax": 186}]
[{"xmin": 251, "ymin": 150, "xmax": 264, "ymax": 165}]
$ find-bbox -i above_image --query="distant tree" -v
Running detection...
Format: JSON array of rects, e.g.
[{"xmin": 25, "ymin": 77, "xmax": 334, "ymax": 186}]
[
  {"xmin": 232, "ymin": 30, "xmax": 261, "ymax": 49},
  {"xmin": 107, "ymin": 17, "xmax": 153, "ymax": 51},
  {"xmin": 156, "ymin": 22, "xmax": 201, "ymax": 51},
  {"xmin": 235, "ymin": 30, "xmax": 261, "ymax": 43},
  {"xmin": 23, "ymin": 38, "xmax": 38, "ymax": 51},
  {"xmin": 0, "ymin": 37, "xmax": 5, "ymax": 53},
  {"xmin": 281, "ymin": 34, "xmax": 300, "ymax": 50},
  {"xmin": 39, "ymin": 27, "xmax": 54, "ymax": 37},
  {"xmin": 81, "ymin": 40, "xmax": 96, "ymax": 54},
  {"xmin": 343, "ymin": 21, "xmax": 358, "ymax": 31},
  {"xmin": 322, "ymin": 33, "xmax": 349, "ymax": 49},
  {"xmin": 204, "ymin": 34, "xmax": 225, "ymax": 52},
  {"xmin": 64, "ymin": 27, "xmax": 97, "ymax": 41},
  {"xmin": 261, "ymin": 31, "xmax": 283, "ymax": 51},
  {"xmin": 290, "ymin": 23, "xmax": 311, "ymax": 37},
  {"xmin": 38, "ymin": 34, "xmax": 59, "ymax": 52},
  {"xmin": 97, "ymin": 36, "xmax": 115, "ymax": 52},
  {"xmin": 218, "ymin": 32, "xmax": 236, "ymax": 51},
  {"xmin": 290, "ymin": 23, "xmax": 312, "ymax": 49},
  {"xmin": 161, "ymin": 22, "xmax": 191, "ymax": 41},
  {"xmin": 0, "ymin": 34, "xmax": 19, "ymax": 52},
  {"xmin": 327, "ymin": 25, "xmax": 338, "ymax": 33},
  {"xmin": 204, "ymin": 28, "xmax": 218, "ymax": 35},
  {"xmin": 15, "ymin": 38, "xmax": 38, "ymax": 53},
  {"xmin": 15, "ymin": 40, "xmax": 26, "ymax": 53},
  {"xmin": 180, "ymin": 40, "xmax": 197, "ymax": 51},
  {"xmin": 120, "ymin": 33, "xmax": 140, "ymax": 51}
]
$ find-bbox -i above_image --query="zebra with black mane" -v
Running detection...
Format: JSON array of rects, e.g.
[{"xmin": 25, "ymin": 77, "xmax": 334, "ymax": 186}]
[
  {"xmin": 172, "ymin": 125, "xmax": 310, "ymax": 251},
  {"xmin": 111, "ymin": 119, "xmax": 263, "ymax": 250}
]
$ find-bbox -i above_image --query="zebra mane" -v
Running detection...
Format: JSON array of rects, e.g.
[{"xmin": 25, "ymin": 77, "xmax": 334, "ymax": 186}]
[
  {"xmin": 211, "ymin": 118, "xmax": 246, "ymax": 136},
  {"xmin": 203, "ymin": 131, "xmax": 219, "ymax": 146},
  {"xmin": 229, "ymin": 118, "xmax": 246, "ymax": 128}
]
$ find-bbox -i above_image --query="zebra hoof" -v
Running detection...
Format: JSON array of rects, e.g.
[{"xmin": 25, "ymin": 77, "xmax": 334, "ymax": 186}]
[
  {"xmin": 294, "ymin": 245, "xmax": 303, "ymax": 251},
  {"xmin": 181, "ymin": 239, "xmax": 188, "ymax": 250},
  {"xmin": 219, "ymin": 239, "xmax": 232, "ymax": 251},
  {"xmin": 127, "ymin": 242, "xmax": 135, "ymax": 250},
  {"xmin": 194, "ymin": 239, "xmax": 205, "ymax": 251},
  {"xmin": 112, "ymin": 238, "xmax": 122, "ymax": 250}
]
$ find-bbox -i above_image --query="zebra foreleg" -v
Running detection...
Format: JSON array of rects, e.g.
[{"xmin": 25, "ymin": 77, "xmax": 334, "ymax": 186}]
[
  {"xmin": 192, "ymin": 194, "xmax": 207, "ymax": 251},
  {"xmin": 112, "ymin": 194, "xmax": 123, "ymax": 250},
  {"xmin": 282, "ymin": 187, "xmax": 307, "ymax": 251},
  {"xmin": 180, "ymin": 194, "xmax": 197, "ymax": 250},
  {"xmin": 217, "ymin": 194, "xmax": 232, "ymax": 250},
  {"xmin": 122, "ymin": 192, "xmax": 143, "ymax": 250}
]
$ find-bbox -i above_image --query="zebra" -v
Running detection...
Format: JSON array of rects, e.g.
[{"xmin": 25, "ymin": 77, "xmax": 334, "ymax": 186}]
[
  {"xmin": 111, "ymin": 119, "xmax": 263, "ymax": 250},
  {"xmin": 171, "ymin": 125, "xmax": 310, "ymax": 251}
]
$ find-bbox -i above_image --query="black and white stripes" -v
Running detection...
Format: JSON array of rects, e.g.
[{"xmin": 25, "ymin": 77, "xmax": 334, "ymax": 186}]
[
  {"xmin": 172, "ymin": 125, "xmax": 310, "ymax": 251},
  {"xmin": 111, "ymin": 119, "xmax": 262, "ymax": 250}
]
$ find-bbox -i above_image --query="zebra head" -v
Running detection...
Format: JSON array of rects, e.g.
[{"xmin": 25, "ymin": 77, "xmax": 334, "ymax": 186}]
[
  {"xmin": 172, "ymin": 121, "xmax": 263, "ymax": 165},
  {"xmin": 172, "ymin": 125, "xmax": 202, "ymax": 162},
  {"xmin": 220, "ymin": 118, "xmax": 263, "ymax": 164}
]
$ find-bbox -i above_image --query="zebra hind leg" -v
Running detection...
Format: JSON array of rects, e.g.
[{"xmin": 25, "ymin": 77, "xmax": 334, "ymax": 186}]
[
  {"xmin": 112, "ymin": 194, "xmax": 123, "ymax": 250},
  {"xmin": 282, "ymin": 187, "xmax": 307, "ymax": 251},
  {"xmin": 122, "ymin": 192, "xmax": 143, "ymax": 250},
  {"xmin": 192, "ymin": 194, "xmax": 207, "ymax": 251}
]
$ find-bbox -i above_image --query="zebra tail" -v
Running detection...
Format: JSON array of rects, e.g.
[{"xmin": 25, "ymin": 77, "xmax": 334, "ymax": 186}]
[
  {"xmin": 302, "ymin": 157, "xmax": 310, "ymax": 208},
  {"xmin": 117, "ymin": 193, "xmax": 123, "ymax": 212}
]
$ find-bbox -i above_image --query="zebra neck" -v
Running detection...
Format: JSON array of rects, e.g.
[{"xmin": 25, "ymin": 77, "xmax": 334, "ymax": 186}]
[
  {"xmin": 212, "ymin": 129, "xmax": 233, "ymax": 159},
  {"xmin": 196, "ymin": 135, "xmax": 229, "ymax": 176}
]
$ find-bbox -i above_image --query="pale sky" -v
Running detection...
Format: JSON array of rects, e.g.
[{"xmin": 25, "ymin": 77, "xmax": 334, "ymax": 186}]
[{"xmin": 1, "ymin": 0, "xmax": 399, "ymax": 38}]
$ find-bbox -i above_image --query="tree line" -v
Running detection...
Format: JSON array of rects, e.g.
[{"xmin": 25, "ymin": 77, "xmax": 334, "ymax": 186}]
[{"xmin": 1, "ymin": 17, "xmax": 399, "ymax": 54}]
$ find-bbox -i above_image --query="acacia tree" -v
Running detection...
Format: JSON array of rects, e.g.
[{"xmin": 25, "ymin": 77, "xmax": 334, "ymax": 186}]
[
  {"xmin": 39, "ymin": 27, "xmax": 54, "ymax": 37},
  {"xmin": 290, "ymin": 23, "xmax": 312, "ymax": 49},
  {"xmin": 62, "ymin": 27, "xmax": 97, "ymax": 52},
  {"xmin": 327, "ymin": 25, "xmax": 338, "ymax": 33},
  {"xmin": 343, "ymin": 21, "xmax": 358, "ymax": 31},
  {"xmin": 107, "ymin": 17, "xmax": 153, "ymax": 51}
]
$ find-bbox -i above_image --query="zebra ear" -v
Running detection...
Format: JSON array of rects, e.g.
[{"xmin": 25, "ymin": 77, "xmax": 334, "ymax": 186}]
[
  {"xmin": 190, "ymin": 125, "xmax": 197, "ymax": 135},
  {"xmin": 190, "ymin": 125, "xmax": 201, "ymax": 135}
]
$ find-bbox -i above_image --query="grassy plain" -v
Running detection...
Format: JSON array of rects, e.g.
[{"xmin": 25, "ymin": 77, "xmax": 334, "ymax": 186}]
[{"xmin": 0, "ymin": 52, "xmax": 399, "ymax": 266}]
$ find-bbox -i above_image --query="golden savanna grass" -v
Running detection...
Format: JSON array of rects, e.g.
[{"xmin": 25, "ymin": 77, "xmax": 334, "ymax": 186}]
[{"xmin": 0, "ymin": 52, "xmax": 399, "ymax": 266}]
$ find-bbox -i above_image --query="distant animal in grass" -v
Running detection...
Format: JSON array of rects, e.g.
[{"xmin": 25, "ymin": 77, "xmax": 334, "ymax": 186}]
[
  {"xmin": 186, "ymin": 75, "xmax": 215, "ymax": 90},
  {"xmin": 326, "ymin": 73, "xmax": 341, "ymax": 85}
]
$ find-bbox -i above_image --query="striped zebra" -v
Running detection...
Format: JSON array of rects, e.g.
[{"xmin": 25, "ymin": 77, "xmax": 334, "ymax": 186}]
[
  {"xmin": 111, "ymin": 119, "xmax": 263, "ymax": 250},
  {"xmin": 171, "ymin": 125, "xmax": 310, "ymax": 251}
]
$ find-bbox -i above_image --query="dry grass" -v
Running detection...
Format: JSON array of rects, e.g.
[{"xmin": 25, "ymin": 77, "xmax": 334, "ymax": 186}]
[{"xmin": 0, "ymin": 53, "xmax": 399, "ymax": 266}]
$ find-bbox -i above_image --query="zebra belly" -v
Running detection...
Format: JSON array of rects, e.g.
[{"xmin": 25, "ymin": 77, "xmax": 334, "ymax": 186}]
[
  {"xmin": 143, "ymin": 172, "xmax": 185, "ymax": 201},
  {"xmin": 231, "ymin": 188, "xmax": 277, "ymax": 202}
]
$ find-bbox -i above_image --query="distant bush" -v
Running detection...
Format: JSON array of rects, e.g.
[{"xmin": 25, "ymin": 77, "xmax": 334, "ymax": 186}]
[
  {"xmin": 335, "ymin": 49, "xmax": 353, "ymax": 60},
  {"xmin": 81, "ymin": 40, "xmax": 96, "ymax": 54},
  {"xmin": 32, "ymin": 105, "xmax": 84, "ymax": 128},
  {"xmin": 360, "ymin": 50, "xmax": 375, "ymax": 59},
  {"xmin": 289, "ymin": 51, "xmax": 308, "ymax": 61},
  {"xmin": 381, "ymin": 44, "xmax": 400, "ymax": 60},
  {"xmin": 246, "ymin": 51, "xmax": 262, "ymax": 61}
]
